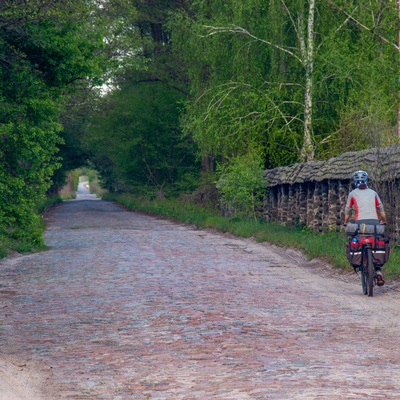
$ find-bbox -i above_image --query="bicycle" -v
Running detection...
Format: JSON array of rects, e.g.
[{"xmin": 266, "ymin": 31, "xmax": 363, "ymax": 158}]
[{"xmin": 345, "ymin": 223, "xmax": 389, "ymax": 297}]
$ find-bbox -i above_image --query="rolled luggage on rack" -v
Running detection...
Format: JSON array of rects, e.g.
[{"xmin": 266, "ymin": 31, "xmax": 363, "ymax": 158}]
[{"xmin": 345, "ymin": 222, "xmax": 385, "ymax": 236}]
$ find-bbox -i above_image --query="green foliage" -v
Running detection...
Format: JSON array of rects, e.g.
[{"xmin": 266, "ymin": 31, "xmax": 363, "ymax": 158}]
[
  {"xmin": 216, "ymin": 150, "xmax": 265, "ymax": 219},
  {"xmin": 0, "ymin": 99, "xmax": 62, "ymax": 239},
  {"xmin": 84, "ymin": 79, "xmax": 199, "ymax": 194},
  {"xmin": 313, "ymin": 2, "xmax": 399, "ymax": 157},
  {"xmin": 170, "ymin": 0, "xmax": 314, "ymax": 166},
  {"xmin": 384, "ymin": 243, "xmax": 400, "ymax": 279},
  {"xmin": 1, "ymin": 0, "xmax": 106, "ymax": 247},
  {"xmin": 68, "ymin": 0, "xmax": 200, "ymax": 197},
  {"xmin": 0, "ymin": 194, "xmax": 63, "ymax": 258},
  {"xmin": 171, "ymin": 0, "xmax": 400, "ymax": 166}
]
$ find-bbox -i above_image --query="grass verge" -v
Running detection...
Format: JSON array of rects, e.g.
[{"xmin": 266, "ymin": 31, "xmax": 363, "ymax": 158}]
[
  {"xmin": 0, "ymin": 195, "xmax": 62, "ymax": 259},
  {"xmin": 104, "ymin": 193, "xmax": 400, "ymax": 280}
]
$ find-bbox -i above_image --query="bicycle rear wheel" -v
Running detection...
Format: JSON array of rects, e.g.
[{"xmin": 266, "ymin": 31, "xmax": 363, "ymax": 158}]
[
  {"xmin": 360, "ymin": 267, "xmax": 367, "ymax": 295},
  {"xmin": 366, "ymin": 247, "xmax": 374, "ymax": 297}
]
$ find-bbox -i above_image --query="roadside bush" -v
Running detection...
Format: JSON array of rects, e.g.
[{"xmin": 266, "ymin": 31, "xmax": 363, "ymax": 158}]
[{"xmin": 216, "ymin": 150, "xmax": 265, "ymax": 220}]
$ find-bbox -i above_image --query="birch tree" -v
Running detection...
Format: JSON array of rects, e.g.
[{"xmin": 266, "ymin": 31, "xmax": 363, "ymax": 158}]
[
  {"xmin": 301, "ymin": 0, "xmax": 316, "ymax": 161},
  {"xmin": 327, "ymin": 0, "xmax": 400, "ymax": 138},
  {"xmin": 177, "ymin": 0, "xmax": 318, "ymax": 162}
]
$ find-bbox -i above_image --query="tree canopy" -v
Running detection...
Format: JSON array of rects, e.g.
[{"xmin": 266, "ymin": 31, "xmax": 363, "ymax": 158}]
[{"xmin": 0, "ymin": 0, "xmax": 105, "ymax": 243}]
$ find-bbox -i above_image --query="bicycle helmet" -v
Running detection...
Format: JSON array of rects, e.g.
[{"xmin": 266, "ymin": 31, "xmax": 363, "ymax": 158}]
[{"xmin": 352, "ymin": 170, "xmax": 368, "ymax": 188}]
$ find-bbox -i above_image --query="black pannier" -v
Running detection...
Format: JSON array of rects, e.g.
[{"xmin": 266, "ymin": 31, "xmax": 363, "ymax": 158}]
[
  {"xmin": 372, "ymin": 240, "xmax": 391, "ymax": 266},
  {"xmin": 346, "ymin": 241, "xmax": 362, "ymax": 266}
]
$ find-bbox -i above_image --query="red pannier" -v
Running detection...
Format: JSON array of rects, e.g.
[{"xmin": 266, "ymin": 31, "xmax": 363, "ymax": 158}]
[
  {"xmin": 346, "ymin": 240, "xmax": 362, "ymax": 266},
  {"xmin": 371, "ymin": 239, "xmax": 391, "ymax": 266}
]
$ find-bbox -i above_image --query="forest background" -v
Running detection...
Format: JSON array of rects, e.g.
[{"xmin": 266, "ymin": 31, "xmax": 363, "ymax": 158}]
[{"xmin": 1, "ymin": 0, "xmax": 400, "ymax": 257}]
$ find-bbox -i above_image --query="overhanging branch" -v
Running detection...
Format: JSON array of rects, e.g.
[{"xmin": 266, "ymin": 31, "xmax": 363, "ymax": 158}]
[
  {"xmin": 327, "ymin": 0, "xmax": 399, "ymax": 51},
  {"xmin": 201, "ymin": 24, "xmax": 304, "ymax": 64}
]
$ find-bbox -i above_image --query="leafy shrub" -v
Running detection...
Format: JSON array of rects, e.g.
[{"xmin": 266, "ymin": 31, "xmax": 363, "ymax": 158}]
[{"xmin": 216, "ymin": 150, "xmax": 265, "ymax": 219}]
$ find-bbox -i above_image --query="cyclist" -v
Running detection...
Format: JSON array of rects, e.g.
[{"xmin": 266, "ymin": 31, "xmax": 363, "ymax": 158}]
[{"xmin": 344, "ymin": 170, "xmax": 387, "ymax": 285}]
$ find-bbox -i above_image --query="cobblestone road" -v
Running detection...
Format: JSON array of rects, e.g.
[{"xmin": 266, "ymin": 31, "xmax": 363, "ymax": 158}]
[{"xmin": 1, "ymin": 185, "xmax": 400, "ymax": 399}]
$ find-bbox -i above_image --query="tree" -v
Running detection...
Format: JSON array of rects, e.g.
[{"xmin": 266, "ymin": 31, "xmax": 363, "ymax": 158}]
[
  {"xmin": 172, "ymin": 0, "xmax": 400, "ymax": 168},
  {"xmin": 171, "ymin": 0, "xmax": 320, "ymax": 163},
  {"xmin": 78, "ymin": 0, "xmax": 199, "ymax": 195},
  {"xmin": 326, "ymin": 0, "xmax": 399, "ymax": 141},
  {"xmin": 0, "ymin": 0, "xmax": 105, "ymax": 243}
]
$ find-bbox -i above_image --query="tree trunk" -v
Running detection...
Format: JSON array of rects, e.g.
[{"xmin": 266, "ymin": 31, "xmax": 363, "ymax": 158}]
[
  {"xmin": 299, "ymin": 0, "xmax": 315, "ymax": 162},
  {"xmin": 398, "ymin": 0, "xmax": 400, "ymax": 136}
]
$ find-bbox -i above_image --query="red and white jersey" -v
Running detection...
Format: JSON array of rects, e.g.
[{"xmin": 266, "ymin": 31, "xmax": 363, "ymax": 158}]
[{"xmin": 345, "ymin": 188, "xmax": 384, "ymax": 221}]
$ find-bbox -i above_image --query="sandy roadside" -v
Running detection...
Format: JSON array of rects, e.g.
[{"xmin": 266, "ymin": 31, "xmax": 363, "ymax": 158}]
[{"xmin": 0, "ymin": 355, "xmax": 57, "ymax": 399}]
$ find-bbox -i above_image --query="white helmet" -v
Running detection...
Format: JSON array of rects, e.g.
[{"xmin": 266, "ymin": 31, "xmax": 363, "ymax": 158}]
[{"xmin": 352, "ymin": 170, "xmax": 368, "ymax": 187}]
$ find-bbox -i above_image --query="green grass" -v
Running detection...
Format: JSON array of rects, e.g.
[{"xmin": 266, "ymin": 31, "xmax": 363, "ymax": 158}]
[
  {"xmin": 104, "ymin": 192, "xmax": 400, "ymax": 280},
  {"xmin": 0, "ymin": 226, "xmax": 48, "ymax": 259}
]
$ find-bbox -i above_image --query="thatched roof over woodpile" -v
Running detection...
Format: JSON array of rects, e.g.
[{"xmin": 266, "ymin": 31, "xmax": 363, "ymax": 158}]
[{"xmin": 264, "ymin": 145, "xmax": 400, "ymax": 186}]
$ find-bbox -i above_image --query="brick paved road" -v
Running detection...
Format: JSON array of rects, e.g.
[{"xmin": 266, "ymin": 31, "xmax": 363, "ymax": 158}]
[{"xmin": 1, "ymin": 187, "xmax": 400, "ymax": 399}]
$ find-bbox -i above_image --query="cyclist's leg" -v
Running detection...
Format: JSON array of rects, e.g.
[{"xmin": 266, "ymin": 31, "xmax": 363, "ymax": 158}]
[{"xmin": 376, "ymin": 268, "xmax": 385, "ymax": 286}]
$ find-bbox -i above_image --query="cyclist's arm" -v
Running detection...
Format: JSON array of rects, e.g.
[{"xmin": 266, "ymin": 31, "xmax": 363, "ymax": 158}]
[
  {"xmin": 344, "ymin": 194, "xmax": 354, "ymax": 225},
  {"xmin": 379, "ymin": 210, "xmax": 387, "ymax": 225},
  {"xmin": 375, "ymin": 193, "xmax": 386, "ymax": 224}
]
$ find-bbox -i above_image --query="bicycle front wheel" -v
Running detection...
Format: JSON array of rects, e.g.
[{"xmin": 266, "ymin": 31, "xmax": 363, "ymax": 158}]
[{"xmin": 366, "ymin": 247, "xmax": 374, "ymax": 297}]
